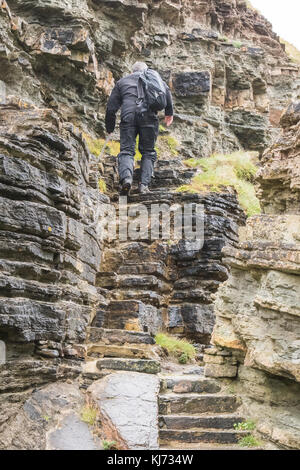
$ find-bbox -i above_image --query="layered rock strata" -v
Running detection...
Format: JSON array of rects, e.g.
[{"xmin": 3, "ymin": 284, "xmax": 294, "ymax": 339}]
[
  {"xmin": 0, "ymin": 0, "xmax": 299, "ymax": 156},
  {"xmin": 205, "ymin": 102, "xmax": 300, "ymax": 449},
  {"xmin": 96, "ymin": 156, "xmax": 245, "ymax": 343},
  {"xmin": 0, "ymin": 100, "xmax": 108, "ymax": 448}
]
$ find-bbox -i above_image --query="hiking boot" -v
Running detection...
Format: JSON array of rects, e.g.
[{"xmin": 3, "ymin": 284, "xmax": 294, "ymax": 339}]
[
  {"xmin": 120, "ymin": 178, "xmax": 132, "ymax": 195},
  {"xmin": 139, "ymin": 184, "xmax": 150, "ymax": 194}
]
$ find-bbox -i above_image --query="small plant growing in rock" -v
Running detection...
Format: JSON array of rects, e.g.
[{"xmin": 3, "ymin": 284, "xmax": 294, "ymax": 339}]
[
  {"xmin": 154, "ymin": 134, "xmax": 179, "ymax": 158},
  {"xmin": 159, "ymin": 124, "xmax": 167, "ymax": 133},
  {"xmin": 232, "ymin": 40, "xmax": 243, "ymax": 49},
  {"xmin": 238, "ymin": 434, "xmax": 261, "ymax": 448},
  {"xmin": 180, "ymin": 151, "xmax": 261, "ymax": 216},
  {"xmin": 81, "ymin": 405, "xmax": 97, "ymax": 426},
  {"xmin": 102, "ymin": 440, "xmax": 117, "ymax": 450},
  {"xmin": 234, "ymin": 420, "xmax": 256, "ymax": 431},
  {"xmin": 82, "ymin": 133, "xmax": 120, "ymax": 157},
  {"xmin": 42, "ymin": 415, "xmax": 51, "ymax": 422},
  {"xmin": 155, "ymin": 333, "xmax": 196, "ymax": 363},
  {"xmin": 178, "ymin": 352, "xmax": 189, "ymax": 364}
]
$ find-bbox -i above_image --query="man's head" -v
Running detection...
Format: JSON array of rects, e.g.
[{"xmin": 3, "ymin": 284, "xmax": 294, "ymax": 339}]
[{"xmin": 132, "ymin": 62, "xmax": 148, "ymax": 73}]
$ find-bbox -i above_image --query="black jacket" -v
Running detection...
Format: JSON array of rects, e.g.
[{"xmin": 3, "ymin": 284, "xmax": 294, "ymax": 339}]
[{"xmin": 105, "ymin": 71, "xmax": 174, "ymax": 133}]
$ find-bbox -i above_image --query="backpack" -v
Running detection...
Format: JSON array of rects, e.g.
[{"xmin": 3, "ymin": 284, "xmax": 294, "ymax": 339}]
[{"xmin": 137, "ymin": 69, "xmax": 167, "ymax": 113}]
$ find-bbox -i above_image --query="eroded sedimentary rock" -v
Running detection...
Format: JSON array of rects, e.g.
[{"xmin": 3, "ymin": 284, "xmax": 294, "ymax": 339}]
[
  {"xmin": 0, "ymin": 0, "xmax": 299, "ymax": 155},
  {"xmin": 205, "ymin": 102, "xmax": 300, "ymax": 449},
  {"xmin": 88, "ymin": 371, "xmax": 160, "ymax": 450},
  {"xmin": 0, "ymin": 0, "xmax": 299, "ymax": 449},
  {"xmin": 0, "ymin": 99, "xmax": 109, "ymax": 448},
  {"xmin": 96, "ymin": 157, "xmax": 245, "ymax": 343}
]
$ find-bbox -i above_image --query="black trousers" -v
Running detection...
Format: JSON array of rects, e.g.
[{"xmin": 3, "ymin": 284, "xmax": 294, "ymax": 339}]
[{"xmin": 118, "ymin": 113, "xmax": 159, "ymax": 186}]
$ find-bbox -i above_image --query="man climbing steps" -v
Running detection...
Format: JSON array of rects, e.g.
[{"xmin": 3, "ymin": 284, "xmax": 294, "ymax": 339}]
[{"xmin": 105, "ymin": 62, "xmax": 174, "ymax": 195}]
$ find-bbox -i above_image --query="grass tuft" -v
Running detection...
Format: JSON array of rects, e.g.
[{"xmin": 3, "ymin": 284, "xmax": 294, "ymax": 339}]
[
  {"xmin": 238, "ymin": 434, "xmax": 261, "ymax": 448},
  {"xmin": 102, "ymin": 440, "xmax": 117, "ymax": 450},
  {"xmin": 80, "ymin": 405, "xmax": 97, "ymax": 426},
  {"xmin": 179, "ymin": 151, "xmax": 261, "ymax": 217},
  {"xmin": 155, "ymin": 333, "xmax": 196, "ymax": 363},
  {"xmin": 158, "ymin": 135, "xmax": 179, "ymax": 156},
  {"xmin": 234, "ymin": 420, "xmax": 256, "ymax": 431},
  {"xmin": 82, "ymin": 133, "xmax": 120, "ymax": 157}
]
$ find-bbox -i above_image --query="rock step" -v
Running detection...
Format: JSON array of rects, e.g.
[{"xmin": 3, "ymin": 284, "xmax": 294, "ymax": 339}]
[
  {"xmin": 96, "ymin": 357, "xmax": 161, "ymax": 374},
  {"xmin": 87, "ymin": 327, "xmax": 155, "ymax": 345},
  {"xmin": 87, "ymin": 343, "xmax": 158, "ymax": 360},
  {"xmin": 159, "ymin": 394, "xmax": 239, "ymax": 415},
  {"xmin": 160, "ymin": 443, "xmax": 261, "ymax": 450},
  {"xmin": 161, "ymin": 375, "xmax": 221, "ymax": 394},
  {"xmin": 159, "ymin": 429, "xmax": 249, "ymax": 445},
  {"xmin": 159, "ymin": 414, "xmax": 243, "ymax": 430}
]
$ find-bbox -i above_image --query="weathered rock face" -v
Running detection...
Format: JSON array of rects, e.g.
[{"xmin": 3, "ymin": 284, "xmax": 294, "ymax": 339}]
[
  {"xmin": 256, "ymin": 101, "xmax": 300, "ymax": 214},
  {"xmin": 0, "ymin": 0, "xmax": 299, "ymax": 156},
  {"xmin": 4, "ymin": 381, "xmax": 104, "ymax": 450},
  {"xmin": 0, "ymin": 0, "xmax": 299, "ymax": 449},
  {"xmin": 205, "ymin": 102, "xmax": 300, "ymax": 449},
  {"xmin": 96, "ymin": 156, "xmax": 245, "ymax": 343},
  {"xmin": 0, "ymin": 100, "xmax": 110, "ymax": 446}
]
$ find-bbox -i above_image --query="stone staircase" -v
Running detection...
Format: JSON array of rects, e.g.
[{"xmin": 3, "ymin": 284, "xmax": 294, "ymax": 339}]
[
  {"xmin": 81, "ymin": 325, "xmax": 161, "ymax": 389},
  {"xmin": 158, "ymin": 367, "xmax": 250, "ymax": 450},
  {"xmin": 80, "ymin": 151, "xmax": 250, "ymax": 449}
]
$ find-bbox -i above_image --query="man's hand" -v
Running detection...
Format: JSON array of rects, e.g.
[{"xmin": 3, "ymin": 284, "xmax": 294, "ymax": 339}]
[{"xmin": 164, "ymin": 115, "xmax": 173, "ymax": 127}]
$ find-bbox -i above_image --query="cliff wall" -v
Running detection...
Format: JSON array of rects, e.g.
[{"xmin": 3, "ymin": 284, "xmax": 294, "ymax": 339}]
[
  {"xmin": 205, "ymin": 102, "xmax": 300, "ymax": 449},
  {"xmin": 0, "ymin": 0, "xmax": 299, "ymax": 449}
]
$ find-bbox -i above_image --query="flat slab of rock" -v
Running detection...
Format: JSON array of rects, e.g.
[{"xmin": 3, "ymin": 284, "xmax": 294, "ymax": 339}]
[
  {"xmin": 96, "ymin": 357, "xmax": 161, "ymax": 374},
  {"xmin": 48, "ymin": 413, "xmax": 101, "ymax": 450},
  {"xmin": 87, "ymin": 327, "xmax": 155, "ymax": 345},
  {"xmin": 88, "ymin": 371, "xmax": 160, "ymax": 449}
]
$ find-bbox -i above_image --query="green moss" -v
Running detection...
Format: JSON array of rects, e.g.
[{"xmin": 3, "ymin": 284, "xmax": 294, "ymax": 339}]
[
  {"xmin": 155, "ymin": 135, "xmax": 179, "ymax": 158},
  {"xmin": 184, "ymin": 158, "xmax": 203, "ymax": 168},
  {"xmin": 238, "ymin": 434, "xmax": 261, "ymax": 448},
  {"xmin": 82, "ymin": 133, "xmax": 120, "ymax": 157},
  {"xmin": 232, "ymin": 40, "xmax": 243, "ymax": 49},
  {"xmin": 80, "ymin": 406, "xmax": 97, "ymax": 426},
  {"xmin": 98, "ymin": 178, "xmax": 107, "ymax": 193},
  {"xmin": 163, "ymin": 135, "xmax": 179, "ymax": 155},
  {"xmin": 234, "ymin": 420, "xmax": 256, "ymax": 431},
  {"xmin": 176, "ymin": 184, "xmax": 198, "ymax": 194},
  {"xmin": 155, "ymin": 333, "xmax": 196, "ymax": 363},
  {"xmin": 179, "ymin": 151, "xmax": 261, "ymax": 217},
  {"xmin": 107, "ymin": 140, "xmax": 120, "ymax": 156}
]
